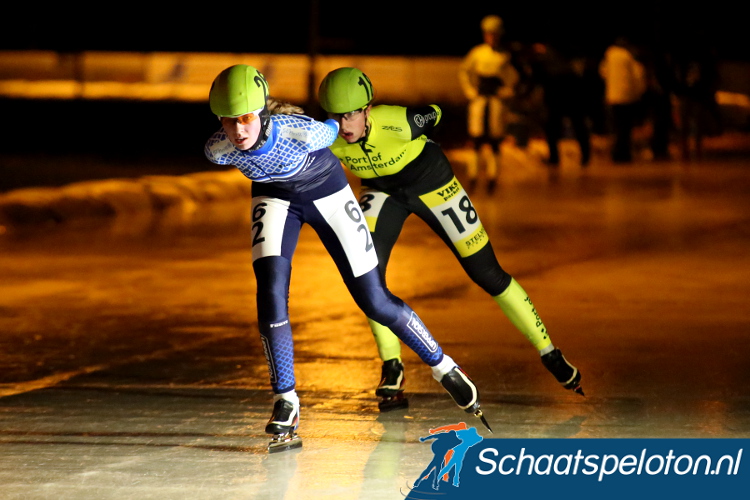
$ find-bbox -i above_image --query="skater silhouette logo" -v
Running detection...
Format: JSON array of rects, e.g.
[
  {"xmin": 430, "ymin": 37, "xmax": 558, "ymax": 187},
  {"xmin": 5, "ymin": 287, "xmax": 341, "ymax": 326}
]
[{"xmin": 414, "ymin": 422, "xmax": 484, "ymax": 491}]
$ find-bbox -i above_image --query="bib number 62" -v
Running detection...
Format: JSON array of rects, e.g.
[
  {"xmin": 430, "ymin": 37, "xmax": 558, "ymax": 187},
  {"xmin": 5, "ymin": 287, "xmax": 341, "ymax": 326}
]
[{"xmin": 345, "ymin": 200, "xmax": 373, "ymax": 252}]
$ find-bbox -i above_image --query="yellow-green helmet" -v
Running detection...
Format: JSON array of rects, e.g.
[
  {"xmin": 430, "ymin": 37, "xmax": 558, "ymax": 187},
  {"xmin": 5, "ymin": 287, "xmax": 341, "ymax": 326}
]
[
  {"xmin": 209, "ymin": 64, "xmax": 269, "ymax": 117},
  {"xmin": 318, "ymin": 67, "xmax": 374, "ymax": 114}
]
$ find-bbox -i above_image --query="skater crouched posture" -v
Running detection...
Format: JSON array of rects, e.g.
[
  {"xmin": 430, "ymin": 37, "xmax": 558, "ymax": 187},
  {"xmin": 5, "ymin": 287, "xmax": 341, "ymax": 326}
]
[
  {"xmin": 318, "ymin": 68, "xmax": 583, "ymax": 411},
  {"xmin": 204, "ymin": 65, "xmax": 489, "ymax": 451}
]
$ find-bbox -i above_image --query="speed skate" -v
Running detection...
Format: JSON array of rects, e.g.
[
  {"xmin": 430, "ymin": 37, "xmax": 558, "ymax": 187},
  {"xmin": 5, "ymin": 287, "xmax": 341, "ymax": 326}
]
[
  {"xmin": 268, "ymin": 431, "xmax": 302, "ymax": 453},
  {"xmin": 377, "ymin": 359, "xmax": 408, "ymax": 412},
  {"xmin": 378, "ymin": 392, "xmax": 409, "ymax": 412},
  {"xmin": 266, "ymin": 398, "xmax": 302, "ymax": 453}
]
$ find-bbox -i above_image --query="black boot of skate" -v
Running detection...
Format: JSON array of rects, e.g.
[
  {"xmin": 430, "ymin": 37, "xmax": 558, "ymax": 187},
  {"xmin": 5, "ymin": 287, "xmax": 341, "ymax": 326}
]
[
  {"xmin": 541, "ymin": 348, "xmax": 584, "ymax": 396},
  {"xmin": 376, "ymin": 359, "xmax": 408, "ymax": 412},
  {"xmin": 440, "ymin": 366, "xmax": 492, "ymax": 433},
  {"xmin": 266, "ymin": 399, "xmax": 302, "ymax": 453}
]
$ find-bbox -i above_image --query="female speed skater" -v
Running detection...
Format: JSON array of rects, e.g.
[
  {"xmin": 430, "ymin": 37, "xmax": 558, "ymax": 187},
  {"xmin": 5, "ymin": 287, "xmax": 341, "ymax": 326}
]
[
  {"xmin": 317, "ymin": 67, "xmax": 583, "ymax": 412},
  {"xmin": 204, "ymin": 65, "xmax": 490, "ymax": 452}
]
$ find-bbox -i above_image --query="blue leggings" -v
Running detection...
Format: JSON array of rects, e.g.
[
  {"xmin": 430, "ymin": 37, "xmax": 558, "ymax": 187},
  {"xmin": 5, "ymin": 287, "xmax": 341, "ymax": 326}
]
[{"xmin": 251, "ymin": 170, "xmax": 444, "ymax": 393}]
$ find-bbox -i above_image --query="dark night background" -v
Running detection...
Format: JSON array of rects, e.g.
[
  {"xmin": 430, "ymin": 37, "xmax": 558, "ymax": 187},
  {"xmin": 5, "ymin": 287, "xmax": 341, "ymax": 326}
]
[
  {"xmin": 1, "ymin": 1, "xmax": 747, "ymax": 192},
  {"xmin": 3, "ymin": 1, "xmax": 747, "ymax": 61}
]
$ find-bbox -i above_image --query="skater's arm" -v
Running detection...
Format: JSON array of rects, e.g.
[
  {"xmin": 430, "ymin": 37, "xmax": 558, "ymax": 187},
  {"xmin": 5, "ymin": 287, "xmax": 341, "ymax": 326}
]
[
  {"xmin": 419, "ymin": 432, "xmax": 443, "ymax": 442},
  {"xmin": 405, "ymin": 105, "xmax": 442, "ymax": 140}
]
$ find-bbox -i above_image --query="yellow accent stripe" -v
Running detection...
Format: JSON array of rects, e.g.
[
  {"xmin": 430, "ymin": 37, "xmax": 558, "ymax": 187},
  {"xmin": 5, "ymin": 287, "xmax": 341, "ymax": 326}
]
[
  {"xmin": 368, "ymin": 319, "xmax": 402, "ymax": 361},
  {"xmin": 455, "ymin": 225, "xmax": 489, "ymax": 257},
  {"xmin": 418, "ymin": 178, "xmax": 462, "ymax": 208},
  {"xmin": 365, "ymin": 215, "xmax": 377, "ymax": 233}
]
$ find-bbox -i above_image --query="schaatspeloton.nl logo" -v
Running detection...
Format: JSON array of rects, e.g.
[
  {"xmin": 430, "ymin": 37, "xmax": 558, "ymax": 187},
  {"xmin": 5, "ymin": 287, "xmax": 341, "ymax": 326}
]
[{"xmin": 404, "ymin": 425, "xmax": 748, "ymax": 500}]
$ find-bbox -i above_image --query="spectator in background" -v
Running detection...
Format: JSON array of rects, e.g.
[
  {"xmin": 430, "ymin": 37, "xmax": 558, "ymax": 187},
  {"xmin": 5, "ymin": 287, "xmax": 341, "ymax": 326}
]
[
  {"xmin": 640, "ymin": 46, "xmax": 676, "ymax": 160},
  {"xmin": 584, "ymin": 53, "xmax": 608, "ymax": 138},
  {"xmin": 531, "ymin": 42, "xmax": 592, "ymax": 167},
  {"xmin": 599, "ymin": 36, "xmax": 647, "ymax": 163},
  {"xmin": 673, "ymin": 45, "xmax": 722, "ymax": 160},
  {"xmin": 458, "ymin": 15, "xmax": 519, "ymax": 193}
]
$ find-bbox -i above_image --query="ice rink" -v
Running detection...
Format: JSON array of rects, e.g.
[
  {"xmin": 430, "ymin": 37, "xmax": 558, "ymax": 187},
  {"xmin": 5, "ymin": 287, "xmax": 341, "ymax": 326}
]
[{"xmin": 1, "ymin": 142, "xmax": 749, "ymax": 498}]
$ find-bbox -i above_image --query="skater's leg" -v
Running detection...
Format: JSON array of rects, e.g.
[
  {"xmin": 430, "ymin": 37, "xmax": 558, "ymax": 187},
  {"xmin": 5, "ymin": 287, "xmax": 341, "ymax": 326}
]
[
  {"xmin": 351, "ymin": 275, "xmax": 443, "ymax": 366},
  {"xmin": 254, "ymin": 256, "xmax": 302, "ymax": 450},
  {"xmin": 358, "ymin": 188, "xmax": 410, "ymax": 407},
  {"xmin": 368, "ymin": 321, "xmax": 407, "ymax": 410},
  {"xmin": 368, "ymin": 320, "xmax": 407, "ymax": 410},
  {"xmin": 493, "ymin": 278, "xmax": 583, "ymax": 394},
  {"xmin": 359, "ymin": 189, "xmax": 409, "ymax": 367},
  {"xmin": 308, "ymin": 185, "xmax": 487, "ymax": 420},
  {"xmin": 408, "ymin": 176, "xmax": 581, "ymax": 395},
  {"xmin": 349, "ymin": 271, "xmax": 489, "ymax": 426},
  {"xmin": 368, "ymin": 319, "xmax": 402, "ymax": 362},
  {"xmin": 492, "ymin": 278, "xmax": 552, "ymax": 352},
  {"xmin": 250, "ymin": 195, "xmax": 303, "ymax": 394},
  {"xmin": 406, "ymin": 174, "xmax": 546, "ymax": 352},
  {"xmin": 247, "ymin": 194, "xmax": 307, "ymax": 449},
  {"xmin": 254, "ymin": 256, "xmax": 297, "ymax": 394}
]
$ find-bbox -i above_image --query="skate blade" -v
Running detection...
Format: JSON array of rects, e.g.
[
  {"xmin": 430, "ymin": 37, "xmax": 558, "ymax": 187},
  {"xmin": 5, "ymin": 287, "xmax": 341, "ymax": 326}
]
[
  {"xmin": 474, "ymin": 409, "xmax": 493, "ymax": 434},
  {"xmin": 378, "ymin": 396, "xmax": 409, "ymax": 413},
  {"xmin": 268, "ymin": 433, "xmax": 302, "ymax": 453}
]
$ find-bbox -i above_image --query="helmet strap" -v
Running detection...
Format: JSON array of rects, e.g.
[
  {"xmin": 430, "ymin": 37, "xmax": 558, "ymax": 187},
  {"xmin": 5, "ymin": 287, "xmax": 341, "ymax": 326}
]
[
  {"xmin": 359, "ymin": 117, "xmax": 371, "ymax": 143},
  {"xmin": 247, "ymin": 106, "xmax": 272, "ymax": 151}
]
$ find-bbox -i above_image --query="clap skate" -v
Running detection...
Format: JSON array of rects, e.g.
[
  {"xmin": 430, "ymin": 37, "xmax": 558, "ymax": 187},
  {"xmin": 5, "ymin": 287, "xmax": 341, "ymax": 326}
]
[
  {"xmin": 376, "ymin": 359, "xmax": 409, "ymax": 412},
  {"xmin": 541, "ymin": 348, "xmax": 584, "ymax": 396},
  {"xmin": 440, "ymin": 366, "xmax": 492, "ymax": 433},
  {"xmin": 266, "ymin": 398, "xmax": 302, "ymax": 453}
]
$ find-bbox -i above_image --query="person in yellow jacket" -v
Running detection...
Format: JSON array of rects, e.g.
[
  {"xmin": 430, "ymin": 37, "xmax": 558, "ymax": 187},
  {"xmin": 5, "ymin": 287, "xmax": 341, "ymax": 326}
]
[
  {"xmin": 318, "ymin": 67, "xmax": 583, "ymax": 411},
  {"xmin": 458, "ymin": 15, "xmax": 519, "ymax": 193}
]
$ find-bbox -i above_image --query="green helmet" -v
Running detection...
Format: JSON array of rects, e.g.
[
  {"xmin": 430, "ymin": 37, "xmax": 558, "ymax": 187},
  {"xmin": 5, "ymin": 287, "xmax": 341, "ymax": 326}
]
[
  {"xmin": 209, "ymin": 64, "xmax": 269, "ymax": 117},
  {"xmin": 318, "ymin": 67, "xmax": 374, "ymax": 113}
]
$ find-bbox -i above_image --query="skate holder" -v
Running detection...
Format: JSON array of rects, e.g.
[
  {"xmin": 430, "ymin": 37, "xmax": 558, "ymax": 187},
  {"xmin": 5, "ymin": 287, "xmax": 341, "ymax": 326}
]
[{"xmin": 268, "ymin": 432, "xmax": 302, "ymax": 453}]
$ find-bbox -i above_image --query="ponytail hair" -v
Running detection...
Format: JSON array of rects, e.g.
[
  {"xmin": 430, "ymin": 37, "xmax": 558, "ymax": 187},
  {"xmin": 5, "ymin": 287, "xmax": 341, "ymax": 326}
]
[{"xmin": 267, "ymin": 97, "xmax": 304, "ymax": 115}]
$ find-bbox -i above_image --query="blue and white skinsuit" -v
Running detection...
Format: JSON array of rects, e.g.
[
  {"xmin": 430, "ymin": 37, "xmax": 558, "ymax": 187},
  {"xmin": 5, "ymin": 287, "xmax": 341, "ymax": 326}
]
[{"xmin": 205, "ymin": 113, "xmax": 450, "ymax": 394}]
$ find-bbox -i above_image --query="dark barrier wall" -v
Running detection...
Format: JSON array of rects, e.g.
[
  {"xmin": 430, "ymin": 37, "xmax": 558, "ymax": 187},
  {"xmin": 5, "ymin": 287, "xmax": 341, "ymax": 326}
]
[
  {"xmin": 0, "ymin": 98, "xmax": 469, "ymax": 193},
  {"xmin": 1, "ymin": 98, "xmax": 468, "ymax": 157}
]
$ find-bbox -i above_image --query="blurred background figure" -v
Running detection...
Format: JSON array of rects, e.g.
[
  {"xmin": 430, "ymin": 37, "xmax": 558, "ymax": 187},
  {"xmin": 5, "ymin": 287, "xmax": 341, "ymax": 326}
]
[
  {"xmin": 639, "ymin": 44, "xmax": 676, "ymax": 161},
  {"xmin": 503, "ymin": 40, "xmax": 544, "ymax": 153},
  {"xmin": 458, "ymin": 14, "xmax": 519, "ymax": 193},
  {"xmin": 599, "ymin": 36, "xmax": 647, "ymax": 163},
  {"xmin": 531, "ymin": 42, "xmax": 592, "ymax": 167},
  {"xmin": 673, "ymin": 44, "xmax": 722, "ymax": 160}
]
